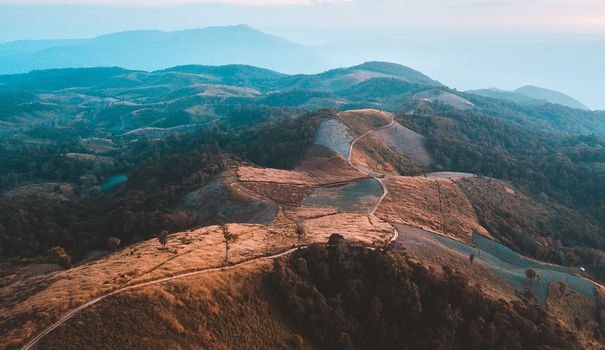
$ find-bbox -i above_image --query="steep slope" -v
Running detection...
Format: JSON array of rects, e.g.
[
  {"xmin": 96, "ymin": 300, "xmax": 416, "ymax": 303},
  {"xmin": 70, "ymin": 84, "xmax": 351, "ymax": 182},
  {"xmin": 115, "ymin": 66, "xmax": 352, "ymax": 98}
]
[{"xmin": 30, "ymin": 261, "xmax": 310, "ymax": 350}]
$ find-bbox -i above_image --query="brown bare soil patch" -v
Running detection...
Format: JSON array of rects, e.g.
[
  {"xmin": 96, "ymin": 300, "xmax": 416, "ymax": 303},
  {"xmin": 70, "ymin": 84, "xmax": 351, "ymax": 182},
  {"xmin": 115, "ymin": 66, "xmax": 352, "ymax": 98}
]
[
  {"xmin": 336, "ymin": 109, "xmax": 392, "ymax": 134},
  {"xmin": 242, "ymin": 181, "xmax": 314, "ymax": 206},
  {"xmin": 294, "ymin": 156, "xmax": 369, "ymax": 184},
  {"xmin": 375, "ymin": 176, "xmax": 489, "ymax": 242},
  {"xmin": 239, "ymin": 156, "xmax": 368, "ymax": 187},
  {"xmin": 237, "ymin": 166, "xmax": 317, "ymax": 185}
]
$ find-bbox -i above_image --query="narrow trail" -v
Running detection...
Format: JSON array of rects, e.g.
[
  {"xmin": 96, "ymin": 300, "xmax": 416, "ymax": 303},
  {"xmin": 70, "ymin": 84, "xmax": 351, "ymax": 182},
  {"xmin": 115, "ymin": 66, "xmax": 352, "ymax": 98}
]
[
  {"xmin": 20, "ymin": 247, "xmax": 299, "ymax": 350},
  {"xmin": 434, "ymin": 179, "xmax": 446, "ymax": 235},
  {"xmin": 20, "ymin": 115, "xmax": 400, "ymax": 350},
  {"xmin": 347, "ymin": 116, "xmax": 399, "ymax": 241}
]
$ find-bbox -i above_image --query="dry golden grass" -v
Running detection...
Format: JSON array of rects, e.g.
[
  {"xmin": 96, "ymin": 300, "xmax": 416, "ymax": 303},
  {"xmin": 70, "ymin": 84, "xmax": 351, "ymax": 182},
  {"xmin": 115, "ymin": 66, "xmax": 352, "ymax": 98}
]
[
  {"xmin": 546, "ymin": 281, "xmax": 599, "ymax": 335},
  {"xmin": 301, "ymin": 213, "xmax": 394, "ymax": 246},
  {"xmin": 294, "ymin": 156, "xmax": 369, "ymax": 184},
  {"xmin": 376, "ymin": 176, "xmax": 490, "ymax": 242},
  {"xmin": 283, "ymin": 206, "xmax": 340, "ymax": 221},
  {"xmin": 1, "ymin": 210, "xmax": 391, "ymax": 349},
  {"xmin": 237, "ymin": 166, "xmax": 318, "ymax": 185},
  {"xmin": 1, "ymin": 224, "xmax": 287, "ymax": 349},
  {"xmin": 34, "ymin": 261, "xmax": 313, "ymax": 350}
]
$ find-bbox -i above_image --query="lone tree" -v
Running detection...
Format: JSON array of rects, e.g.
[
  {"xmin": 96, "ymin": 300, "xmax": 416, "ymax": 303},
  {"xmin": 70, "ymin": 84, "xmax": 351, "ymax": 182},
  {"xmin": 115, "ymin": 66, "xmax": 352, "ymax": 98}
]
[
  {"xmin": 218, "ymin": 221, "xmax": 238, "ymax": 264},
  {"xmin": 469, "ymin": 253, "xmax": 475, "ymax": 264},
  {"xmin": 47, "ymin": 246, "xmax": 71, "ymax": 269},
  {"xmin": 158, "ymin": 230, "xmax": 169, "ymax": 248},
  {"xmin": 525, "ymin": 268, "xmax": 540, "ymax": 284},
  {"xmin": 328, "ymin": 233, "xmax": 345, "ymax": 255},
  {"xmin": 107, "ymin": 236, "xmax": 121, "ymax": 251},
  {"xmin": 295, "ymin": 222, "xmax": 305, "ymax": 249},
  {"xmin": 328, "ymin": 233, "xmax": 345, "ymax": 247}
]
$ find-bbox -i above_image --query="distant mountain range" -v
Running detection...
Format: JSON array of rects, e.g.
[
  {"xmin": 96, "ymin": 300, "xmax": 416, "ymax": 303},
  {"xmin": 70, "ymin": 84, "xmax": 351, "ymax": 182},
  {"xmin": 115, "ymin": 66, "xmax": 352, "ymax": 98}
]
[
  {"xmin": 0, "ymin": 24, "xmax": 596, "ymax": 112},
  {"xmin": 0, "ymin": 25, "xmax": 328, "ymax": 75},
  {"xmin": 468, "ymin": 86, "xmax": 589, "ymax": 110}
]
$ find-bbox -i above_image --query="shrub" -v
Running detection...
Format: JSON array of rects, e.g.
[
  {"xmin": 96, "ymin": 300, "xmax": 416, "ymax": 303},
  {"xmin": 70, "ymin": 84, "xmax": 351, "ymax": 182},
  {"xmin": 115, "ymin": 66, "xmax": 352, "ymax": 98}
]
[
  {"xmin": 107, "ymin": 236, "xmax": 121, "ymax": 251},
  {"xmin": 46, "ymin": 246, "xmax": 71, "ymax": 269}
]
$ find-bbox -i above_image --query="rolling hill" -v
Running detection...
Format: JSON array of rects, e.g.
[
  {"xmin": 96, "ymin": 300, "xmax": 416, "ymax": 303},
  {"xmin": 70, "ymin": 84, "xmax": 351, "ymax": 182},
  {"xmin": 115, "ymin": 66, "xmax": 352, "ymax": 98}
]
[
  {"xmin": 469, "ymin": 85, "xmax": 590, "ymax": 110},
  {"xmin": 3, "ymin": 108, "xmax": 604, "ymax": 349},
  {"xmin": 515, "ymin": 85, "xmax": 590, "ymax": 110},
  {"xmin": 2, "ymin": 63, "xmax": 605, "ymax": 349}
]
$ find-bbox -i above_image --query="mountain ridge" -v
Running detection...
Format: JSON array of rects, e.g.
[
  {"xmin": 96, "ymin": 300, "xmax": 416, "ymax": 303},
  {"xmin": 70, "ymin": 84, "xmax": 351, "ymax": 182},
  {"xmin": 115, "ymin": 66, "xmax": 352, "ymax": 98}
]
[
  {"xmin": 468, "ymin": 85, "xmax": 589, "ymax": 110},
  {"xmin": 0, "ymin": 25, "xmax": 327, "ymax": 75},
  {"xmin": 0, "ymin": 61, "xmax": 443, "ymax": 93}
]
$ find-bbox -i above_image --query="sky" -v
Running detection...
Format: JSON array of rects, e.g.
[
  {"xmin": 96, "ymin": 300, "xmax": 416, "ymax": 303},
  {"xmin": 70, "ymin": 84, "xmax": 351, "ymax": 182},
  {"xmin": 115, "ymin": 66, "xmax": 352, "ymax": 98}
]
[
  {"xmin": 0, "ymin": 0, "xmax": 604, "ymax": 108},
  {"xmin": 2, "ymin": 0, "xmax": 604, "ymax": 41}
]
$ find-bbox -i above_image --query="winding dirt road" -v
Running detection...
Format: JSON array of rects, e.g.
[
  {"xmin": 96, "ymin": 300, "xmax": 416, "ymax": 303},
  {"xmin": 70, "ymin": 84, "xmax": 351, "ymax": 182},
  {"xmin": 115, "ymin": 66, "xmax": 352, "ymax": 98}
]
[
  {"xmin": 20, "ymin": 116, "xmax": 400, "ymax": 350},
  {"xmin": 347, "ymin": 115, "xmax": 399, "ymax": 237},
  {"xmin": 20, "ymin": 248, "xmax": 299, "ymax": 350}
]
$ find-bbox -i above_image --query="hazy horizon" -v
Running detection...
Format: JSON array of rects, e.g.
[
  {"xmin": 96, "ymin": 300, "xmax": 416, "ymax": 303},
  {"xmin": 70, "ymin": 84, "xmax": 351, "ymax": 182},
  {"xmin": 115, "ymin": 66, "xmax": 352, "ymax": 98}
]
[{"xmin": 1, "ymin": 1, "xmax": 603, "ymax": 109}]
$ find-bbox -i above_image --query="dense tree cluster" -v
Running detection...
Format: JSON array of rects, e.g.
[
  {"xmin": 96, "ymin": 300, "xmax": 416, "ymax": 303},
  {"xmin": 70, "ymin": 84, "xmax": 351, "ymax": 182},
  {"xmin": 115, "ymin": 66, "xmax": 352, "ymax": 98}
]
[
  {"xmin": 267, "ymin": 238, "xmax": 585, "ymax": 350},
  {"xmin": 398, "ymin": 105, "xmax": 605, "ymax": 229},
  {"xmin": 463, "ymin": 93, "xmax": 605, "ymax": 137},
  {"xmin": 0, "ymin": 109, "xmax": 322, "ymax": 260}
]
